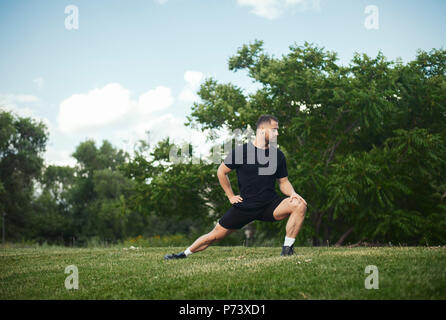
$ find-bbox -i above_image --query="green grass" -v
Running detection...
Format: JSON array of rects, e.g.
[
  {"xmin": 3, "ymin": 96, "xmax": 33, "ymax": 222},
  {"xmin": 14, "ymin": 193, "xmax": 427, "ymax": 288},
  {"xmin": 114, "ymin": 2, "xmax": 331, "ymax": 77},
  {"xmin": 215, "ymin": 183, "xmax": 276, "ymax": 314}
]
[{"xmin": 1, "ymin": 246, "xmax": 445, "ymax": 299}]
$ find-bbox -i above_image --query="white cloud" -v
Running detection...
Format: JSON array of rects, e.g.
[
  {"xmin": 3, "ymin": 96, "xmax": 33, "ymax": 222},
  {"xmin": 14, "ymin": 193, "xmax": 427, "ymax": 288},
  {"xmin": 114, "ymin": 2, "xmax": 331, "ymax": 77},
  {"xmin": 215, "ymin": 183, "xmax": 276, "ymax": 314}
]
[
  {"xmin": 57, "ymin": 83, "xmax": 175, "ymax": 134},
  {"xmin": 155, "ymin": 0, "xmax": 168, "ymax": 4},
  {"xmin": 237, "ymin": 0, "xmax": 283, "ymax": 20},
  {"xmin": 237, "ymin": 0, "xmax": 320, "ymax": 19},
  {"xmin": 116, "ymin": 112, "xmax": 233, "ymax": 161},
  {"xmin": 33, "ymin": 77, "xmax": 44, "ymax": 90},
  {"xmin": 178, "ymin": 89, "xmax": 197, "ymax": 103},
  {"xmin": 58, "ymin": 83, "xmax": 132, "ymax": 134},
  {"xmin": 0, "ymin": 93, "xmax": 39, "ymax": 105},
  {"xmin": 127, "ymin": 113, "xmax": 200, "ymax": 150},
  {"xmin": 54, "ymin": 77, "xmax": 241, "ymax": 166},
  {"xmin": 14, "ymin": 94, "xmax": 40, "ymax": 103},
  {"xmin": 138, "ymin": 86, "xmax": 174, "ymax": 114},
  {"xmin": 0, "ymin": 92, "xmax": 55, "ymax": 150},
  {"xmin": 0, "ymin": 93, "xmax": 40, "ymax": 118},
  {"xmin": 179, "ymin": 71, "xmax": 204, "ymax": 103},
  {"xmin": 184, "ymin": 71, "xmax": 204, "ymax": 90},
  {"xmin": 44, "ymin": 147, "xmax": 77, "ymax": 167}
]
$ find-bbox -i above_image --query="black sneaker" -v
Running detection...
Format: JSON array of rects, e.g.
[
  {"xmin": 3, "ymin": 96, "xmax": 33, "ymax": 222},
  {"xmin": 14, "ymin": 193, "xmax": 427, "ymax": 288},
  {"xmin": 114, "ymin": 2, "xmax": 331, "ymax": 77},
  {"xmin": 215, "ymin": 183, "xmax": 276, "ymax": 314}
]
[
  {"xmin": 164, "ymin": 252, "xmax": 187, "ymax": 260},
  {"xmin": 281, "ymin": 245, "xmax": 294, "ymax": 256}
]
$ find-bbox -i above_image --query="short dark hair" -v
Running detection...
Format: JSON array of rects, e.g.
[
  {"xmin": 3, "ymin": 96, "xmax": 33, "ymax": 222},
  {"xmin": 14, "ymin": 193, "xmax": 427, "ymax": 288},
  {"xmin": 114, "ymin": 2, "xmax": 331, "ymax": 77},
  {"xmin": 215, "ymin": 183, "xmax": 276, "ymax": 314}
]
[{"xmin": 256, "ymin": 114, "xmax": 278, "ymax": 129}]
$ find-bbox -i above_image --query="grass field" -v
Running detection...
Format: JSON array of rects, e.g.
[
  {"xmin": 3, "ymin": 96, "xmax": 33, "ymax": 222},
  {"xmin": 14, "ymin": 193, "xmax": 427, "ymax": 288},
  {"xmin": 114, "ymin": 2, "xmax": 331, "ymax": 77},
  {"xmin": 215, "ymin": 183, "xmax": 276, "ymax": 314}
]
[{"xmin": 1, "ymin": 246, "xmax": 445, "ymax": 300}]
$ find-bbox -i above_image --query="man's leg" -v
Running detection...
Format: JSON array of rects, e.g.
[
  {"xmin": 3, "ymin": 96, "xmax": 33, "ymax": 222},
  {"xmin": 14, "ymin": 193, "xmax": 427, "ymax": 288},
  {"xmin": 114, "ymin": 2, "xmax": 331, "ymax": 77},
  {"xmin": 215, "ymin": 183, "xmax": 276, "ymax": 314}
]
[
  {"xmin": 272, "ymin": 197, "xmax": 307, "ymax": 255},
  {"xmin": 273, "ymin": 197, "xmax": 307, "ymax": 237},
  {"xmin": 188, "ymin": 223, "xmax": 235, "ymax": 253},
  {"xmin": 164, "ymin": 223, "xmax": 235, "ymax": 260}
]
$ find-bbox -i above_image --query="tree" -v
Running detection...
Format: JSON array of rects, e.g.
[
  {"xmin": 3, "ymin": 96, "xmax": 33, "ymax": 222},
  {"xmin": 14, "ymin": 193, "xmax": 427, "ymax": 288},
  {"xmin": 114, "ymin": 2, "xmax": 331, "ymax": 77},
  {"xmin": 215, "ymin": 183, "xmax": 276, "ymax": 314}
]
[
  {"xmin": 121, "ymin": 138, "xmax": 225, "ymax": 235},
  {"xmin": 185, "ymin": 41, "xmax": 446, "ymax": 245},
  {"xmin": 68, "ymin": 139, "xmax": 132, "ymax": 244},
  {"xmin": 0, "ymin": 108, "xmax": 48, "ymax": 241},
  {"xmin": 31, "ymin": 165, "xmax": 76, "ymax": 244}
]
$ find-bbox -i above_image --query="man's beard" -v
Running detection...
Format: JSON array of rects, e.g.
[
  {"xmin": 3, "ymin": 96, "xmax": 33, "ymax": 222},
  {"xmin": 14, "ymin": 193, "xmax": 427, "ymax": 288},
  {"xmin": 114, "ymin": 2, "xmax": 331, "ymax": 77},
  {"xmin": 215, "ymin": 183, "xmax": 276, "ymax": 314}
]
[{"xmin": 264, "ymin": 136, "xmax": 277, "ymax": 147}]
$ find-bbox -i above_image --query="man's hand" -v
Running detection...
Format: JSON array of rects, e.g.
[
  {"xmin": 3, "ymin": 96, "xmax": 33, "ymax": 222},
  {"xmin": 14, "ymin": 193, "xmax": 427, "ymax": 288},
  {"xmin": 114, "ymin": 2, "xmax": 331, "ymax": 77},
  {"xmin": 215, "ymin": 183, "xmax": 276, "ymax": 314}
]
[
  {"xmin": 289, "ymin": 192, "xmax": 307, "ymax": 206},
  {"xmin": 229, "ymin": 195, "xmax": 243, "ymax": 204}
]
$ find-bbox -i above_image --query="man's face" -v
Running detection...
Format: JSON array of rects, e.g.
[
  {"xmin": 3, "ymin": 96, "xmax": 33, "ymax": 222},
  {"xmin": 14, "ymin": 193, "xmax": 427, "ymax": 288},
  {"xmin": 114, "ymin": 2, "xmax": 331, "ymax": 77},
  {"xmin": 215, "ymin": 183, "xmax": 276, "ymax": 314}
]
[{"xmin": 260, "ymin": 120, "xmax": 279, "ymax": 144}]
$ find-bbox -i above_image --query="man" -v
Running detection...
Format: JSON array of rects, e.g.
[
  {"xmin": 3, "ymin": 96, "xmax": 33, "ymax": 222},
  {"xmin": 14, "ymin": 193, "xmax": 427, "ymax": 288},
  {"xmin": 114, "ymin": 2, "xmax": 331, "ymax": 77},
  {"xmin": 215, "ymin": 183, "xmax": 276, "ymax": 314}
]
[{"xmin": 164, "ymin": 115, "xmax": 307, "ymax": 259}]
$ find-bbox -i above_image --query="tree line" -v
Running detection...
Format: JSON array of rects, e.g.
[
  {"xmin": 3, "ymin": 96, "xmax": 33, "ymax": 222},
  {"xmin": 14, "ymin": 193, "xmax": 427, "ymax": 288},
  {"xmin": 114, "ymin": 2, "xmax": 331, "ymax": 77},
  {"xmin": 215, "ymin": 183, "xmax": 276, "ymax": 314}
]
[{"xmin": 1, "ymin": 41, "xmax": 445, "ymax": 246}]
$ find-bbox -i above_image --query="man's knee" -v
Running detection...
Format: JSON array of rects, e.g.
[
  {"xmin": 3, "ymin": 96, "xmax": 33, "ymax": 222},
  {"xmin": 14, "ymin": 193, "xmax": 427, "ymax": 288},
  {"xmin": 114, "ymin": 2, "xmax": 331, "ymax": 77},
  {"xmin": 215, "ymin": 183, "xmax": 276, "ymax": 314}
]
[
  {"xmin": 300, "ymin": 199, "xmax": 307, "ymax": 212},
  {"xmin": 290, "ymin": 198, "xmax": 306, "ymax": 216}
]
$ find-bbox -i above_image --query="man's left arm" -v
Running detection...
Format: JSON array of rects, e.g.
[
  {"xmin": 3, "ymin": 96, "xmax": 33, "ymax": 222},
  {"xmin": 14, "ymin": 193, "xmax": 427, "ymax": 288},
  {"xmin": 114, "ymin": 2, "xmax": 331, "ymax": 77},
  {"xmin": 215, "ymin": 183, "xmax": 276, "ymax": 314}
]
[{"xmin": 277, "ymin": 177, "xmax": 307, "ymax": 205}]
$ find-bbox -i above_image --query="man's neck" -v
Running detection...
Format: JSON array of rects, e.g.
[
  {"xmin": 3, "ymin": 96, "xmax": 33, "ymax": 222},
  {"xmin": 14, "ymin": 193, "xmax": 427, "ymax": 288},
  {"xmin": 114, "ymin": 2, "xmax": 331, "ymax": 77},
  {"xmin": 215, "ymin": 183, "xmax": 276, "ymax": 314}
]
[{"xmin": 252, "ymin": 138, "xmax": 269, "ymax": 149}]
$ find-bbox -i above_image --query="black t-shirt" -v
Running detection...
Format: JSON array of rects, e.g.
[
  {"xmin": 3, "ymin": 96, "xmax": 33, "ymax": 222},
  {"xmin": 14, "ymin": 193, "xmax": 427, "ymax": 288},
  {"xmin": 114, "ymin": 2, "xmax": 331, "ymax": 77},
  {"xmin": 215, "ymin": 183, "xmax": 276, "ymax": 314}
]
[{"xmin": 223, "ymin": 141, "xmax": 288, "ymax": 209}]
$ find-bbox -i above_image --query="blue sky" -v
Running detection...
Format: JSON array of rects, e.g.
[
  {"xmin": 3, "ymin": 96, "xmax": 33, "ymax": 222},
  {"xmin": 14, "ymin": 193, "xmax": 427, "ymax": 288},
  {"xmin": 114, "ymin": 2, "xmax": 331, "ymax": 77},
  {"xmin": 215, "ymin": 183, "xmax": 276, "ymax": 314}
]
[{"xmin": 1, "ymin": 0, "xmax": 445, "ymax": 166}]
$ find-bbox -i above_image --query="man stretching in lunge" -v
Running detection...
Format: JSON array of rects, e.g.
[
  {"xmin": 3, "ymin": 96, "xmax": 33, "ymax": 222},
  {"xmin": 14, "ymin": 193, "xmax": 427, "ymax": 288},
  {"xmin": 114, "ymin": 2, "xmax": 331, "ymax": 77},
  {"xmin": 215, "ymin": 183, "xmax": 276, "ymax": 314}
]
[{"xmin": 164, "ymin": 115, "xmax": 307, "ymax": 259}]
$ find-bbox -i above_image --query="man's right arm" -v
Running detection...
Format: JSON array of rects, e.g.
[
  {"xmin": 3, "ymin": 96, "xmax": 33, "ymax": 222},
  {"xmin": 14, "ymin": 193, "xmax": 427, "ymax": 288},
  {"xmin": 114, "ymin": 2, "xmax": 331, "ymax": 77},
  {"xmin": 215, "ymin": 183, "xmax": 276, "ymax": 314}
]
[{"xmin": 217, "ymin": 163, "xmax": 242, "ymax": 204}]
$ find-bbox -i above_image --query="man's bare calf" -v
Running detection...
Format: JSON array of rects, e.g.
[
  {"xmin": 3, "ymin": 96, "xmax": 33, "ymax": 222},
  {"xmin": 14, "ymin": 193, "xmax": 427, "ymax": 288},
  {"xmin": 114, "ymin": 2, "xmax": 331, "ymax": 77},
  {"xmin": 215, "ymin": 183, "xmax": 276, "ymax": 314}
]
[
  {"xmin": 164, "ymin": 223, "xmax": 234, "ymax": 260},
  {"xmin": 188, "ymin": 223, "xmax": 235, "ymax": 253}
]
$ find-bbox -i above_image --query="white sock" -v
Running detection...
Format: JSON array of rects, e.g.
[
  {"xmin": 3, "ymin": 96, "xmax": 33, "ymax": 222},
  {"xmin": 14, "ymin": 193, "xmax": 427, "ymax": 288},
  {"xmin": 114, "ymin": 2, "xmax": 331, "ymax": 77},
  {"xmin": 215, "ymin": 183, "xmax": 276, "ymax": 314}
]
[
  {"xmin": 184, "ymin": 247, "xmax": 193, "ymax": 256},
  {"xmin": 284, "ymin": 237, "xmax": 295, "ymax": 247}
]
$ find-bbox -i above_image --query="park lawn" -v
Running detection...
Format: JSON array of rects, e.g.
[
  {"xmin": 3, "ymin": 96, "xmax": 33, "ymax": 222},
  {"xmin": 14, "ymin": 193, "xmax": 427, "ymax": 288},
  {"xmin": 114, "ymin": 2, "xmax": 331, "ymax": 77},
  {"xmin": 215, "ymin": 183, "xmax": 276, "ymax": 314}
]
[{"xmin": 0, "ymin": 246, "xmax": 445, "ymax": 300}]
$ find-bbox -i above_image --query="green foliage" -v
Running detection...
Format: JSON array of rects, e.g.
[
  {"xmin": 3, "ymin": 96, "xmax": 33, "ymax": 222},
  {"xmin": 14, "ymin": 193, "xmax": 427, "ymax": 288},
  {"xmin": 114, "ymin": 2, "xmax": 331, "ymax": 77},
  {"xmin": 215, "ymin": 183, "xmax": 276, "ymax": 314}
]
[
  {"xmin": 184, "ymin": 42, "xmax": 446, "ymax": 246},
  {"xmin": 121, "ymin": 138, "xmax": 227, "ymax": 234},
  {"xmin": 66, "ymin": 140, "xmax": 134, "ymax": 244},
  {"xmin": 0, "ymin": 108, "xmax": 48, "ymax": 241},
  {"xmin": 28, "ymin": 139, "xmax": 139, "ymax": 245},
  {"xmin": 2, "ymin": 44, "xmax": 445, "ymax": 247}
]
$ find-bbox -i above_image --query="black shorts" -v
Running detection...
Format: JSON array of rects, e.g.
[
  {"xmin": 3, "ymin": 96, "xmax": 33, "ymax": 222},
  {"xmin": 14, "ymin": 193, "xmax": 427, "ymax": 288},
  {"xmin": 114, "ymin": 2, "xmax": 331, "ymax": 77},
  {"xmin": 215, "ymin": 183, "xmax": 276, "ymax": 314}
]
[{"xmin": 218, "ymin": 196, "xmax": 286, "ymax": 230}]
